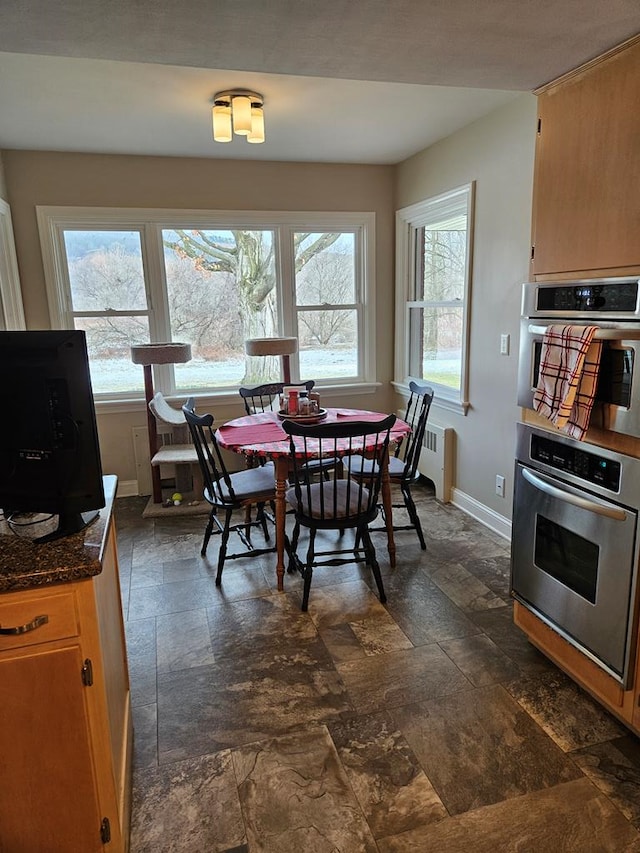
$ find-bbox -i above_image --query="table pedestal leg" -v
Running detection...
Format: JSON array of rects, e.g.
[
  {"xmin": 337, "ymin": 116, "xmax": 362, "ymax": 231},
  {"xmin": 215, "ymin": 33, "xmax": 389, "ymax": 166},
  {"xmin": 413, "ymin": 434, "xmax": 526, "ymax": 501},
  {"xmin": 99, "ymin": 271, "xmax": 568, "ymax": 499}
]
[
  {"xmin": 381, "ymin": 452, "xmax": 397, "ymax": 568},
  {"xmin": 275, "ymin": 457, "xmax": 288, "ymax": 591}
]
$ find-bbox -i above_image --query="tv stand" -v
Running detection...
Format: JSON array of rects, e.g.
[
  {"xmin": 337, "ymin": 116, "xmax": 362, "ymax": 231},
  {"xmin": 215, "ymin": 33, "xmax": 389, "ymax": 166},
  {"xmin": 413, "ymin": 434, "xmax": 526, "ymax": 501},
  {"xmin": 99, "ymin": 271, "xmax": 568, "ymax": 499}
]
[{"xmin": 34, "ymin": 508, "xmax": 101, "ymax": 544}]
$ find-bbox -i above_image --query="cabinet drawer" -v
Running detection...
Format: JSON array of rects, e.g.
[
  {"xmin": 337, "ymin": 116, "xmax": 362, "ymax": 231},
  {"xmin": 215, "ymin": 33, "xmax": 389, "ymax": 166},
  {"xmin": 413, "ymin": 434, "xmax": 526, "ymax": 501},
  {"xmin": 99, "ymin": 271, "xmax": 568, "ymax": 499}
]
[{"xmin": 0, "ymin": 591, "xmax": 80, "ymax": 651}]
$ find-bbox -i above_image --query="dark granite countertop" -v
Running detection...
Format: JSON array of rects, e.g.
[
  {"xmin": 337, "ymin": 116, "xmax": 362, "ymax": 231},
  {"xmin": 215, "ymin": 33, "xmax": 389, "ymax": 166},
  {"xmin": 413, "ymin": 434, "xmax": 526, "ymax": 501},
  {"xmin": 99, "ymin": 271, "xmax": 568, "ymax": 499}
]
[{"xmin": 0, "ymin": 475, "xmax": 117, "ymax": 593}]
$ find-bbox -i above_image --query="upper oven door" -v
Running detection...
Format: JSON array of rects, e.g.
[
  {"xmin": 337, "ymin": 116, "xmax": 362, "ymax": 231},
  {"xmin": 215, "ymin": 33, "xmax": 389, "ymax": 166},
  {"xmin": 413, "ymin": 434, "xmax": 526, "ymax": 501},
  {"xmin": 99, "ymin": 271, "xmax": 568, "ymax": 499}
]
[{"xmin": 517, "ymin": 319, "xmax": 640, "ymax": 438}]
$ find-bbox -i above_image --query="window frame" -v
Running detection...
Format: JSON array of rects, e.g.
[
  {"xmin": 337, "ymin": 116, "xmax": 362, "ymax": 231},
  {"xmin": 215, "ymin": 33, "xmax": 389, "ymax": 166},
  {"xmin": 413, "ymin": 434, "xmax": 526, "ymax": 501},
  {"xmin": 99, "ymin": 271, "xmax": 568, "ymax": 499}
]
[
  {"xmin": 394, "ymin": 182, "xmax": 475, "ymax": 415},
  {"xmin": 37, "ymin": 206, "xmax": 377, "ymax": 408},
  {"xmin": 0, "ymin": 198, "xmax": 26, "ymax": 330}
]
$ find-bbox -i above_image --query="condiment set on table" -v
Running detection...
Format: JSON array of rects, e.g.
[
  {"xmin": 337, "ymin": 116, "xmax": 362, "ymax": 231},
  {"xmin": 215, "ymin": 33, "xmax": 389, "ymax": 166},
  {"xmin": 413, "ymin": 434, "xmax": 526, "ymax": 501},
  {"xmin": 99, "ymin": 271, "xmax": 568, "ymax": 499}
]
[{"xmin": 278, "ymin": 386, "xmax": 327, "ymax": 422}]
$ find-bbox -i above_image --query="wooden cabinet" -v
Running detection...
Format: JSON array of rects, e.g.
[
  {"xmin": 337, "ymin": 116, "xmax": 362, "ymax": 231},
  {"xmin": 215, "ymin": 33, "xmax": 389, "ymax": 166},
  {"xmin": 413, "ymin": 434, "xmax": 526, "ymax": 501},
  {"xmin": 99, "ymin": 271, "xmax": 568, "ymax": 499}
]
[
  {"xmin": 531, "ymin": 35, "xmax": 640, "ymax": 277},
  {"xmin": 519, "ymin": 34, "xmax": 640, "ymax": 735},
  {"xmin": 0, "ymin": 518, "xmax": 132, "ymax": 853},
  {"xmin": 513, "ymin": 602, "xmax": 640, "ymax": 736}
]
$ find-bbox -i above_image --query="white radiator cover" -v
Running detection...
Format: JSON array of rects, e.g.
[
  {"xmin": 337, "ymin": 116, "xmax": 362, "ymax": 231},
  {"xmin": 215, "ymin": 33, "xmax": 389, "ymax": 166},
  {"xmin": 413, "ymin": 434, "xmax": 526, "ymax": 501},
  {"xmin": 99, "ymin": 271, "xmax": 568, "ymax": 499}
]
[
  {"xmin": 396, "ymin": 412, "xmax": 454, "ymax": 502},
  {"xmin": 419, "ymin": 423, "xmax": 454, "ymax": 502}
]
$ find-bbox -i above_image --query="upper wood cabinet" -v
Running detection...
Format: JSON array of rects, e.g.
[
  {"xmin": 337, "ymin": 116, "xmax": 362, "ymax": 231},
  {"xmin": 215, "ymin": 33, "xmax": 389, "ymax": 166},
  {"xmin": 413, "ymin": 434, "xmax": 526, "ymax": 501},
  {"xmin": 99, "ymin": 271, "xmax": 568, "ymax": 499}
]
[{"xmin": 531, "ymin": 36, "xmax": 640, "ymax": 278}]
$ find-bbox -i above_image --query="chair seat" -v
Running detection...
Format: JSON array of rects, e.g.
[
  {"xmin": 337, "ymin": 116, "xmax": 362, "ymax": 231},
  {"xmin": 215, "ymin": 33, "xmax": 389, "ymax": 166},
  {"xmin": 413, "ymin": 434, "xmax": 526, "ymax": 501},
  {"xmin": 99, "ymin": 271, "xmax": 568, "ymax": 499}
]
[
  {"xmin": 346, "ymin": 454, "xmax": 405, "ymax": 479},
  {"xmin": 210, "ymin": 461, "xmax": 276, "ymax": 503},
  {"xmin": 286, "ymin": 480, "xmax": 371, "ymax": 520}
]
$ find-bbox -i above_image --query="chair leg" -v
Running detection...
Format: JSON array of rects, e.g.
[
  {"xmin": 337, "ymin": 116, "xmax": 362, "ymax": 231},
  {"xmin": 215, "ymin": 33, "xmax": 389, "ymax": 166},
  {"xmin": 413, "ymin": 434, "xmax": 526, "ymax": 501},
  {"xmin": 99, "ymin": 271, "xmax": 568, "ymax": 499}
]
[
  {"xmin": 402, "ymin": 484, "xmax": 426, "ymax": 549},
  {"xmin": 201, "ymin": 510, "xmax": 216, "ymax": 556},
  {"xmin": 288, "ymin": 522, "xmax": 301, "ymax": 573},
  {"xmin": 256, "ymin": 502, "xmax": 270, "ymax": 541},
  {"xmin": 301, "ymin": 529, "xmax": 316, "ymax": 612},
  {"xmin": 360, "ymin": 525, "xmax": 386, "ymax": 604},
  {"xmin": 216, "ymin": 508, "xmax": 233, "ymax": 585}
]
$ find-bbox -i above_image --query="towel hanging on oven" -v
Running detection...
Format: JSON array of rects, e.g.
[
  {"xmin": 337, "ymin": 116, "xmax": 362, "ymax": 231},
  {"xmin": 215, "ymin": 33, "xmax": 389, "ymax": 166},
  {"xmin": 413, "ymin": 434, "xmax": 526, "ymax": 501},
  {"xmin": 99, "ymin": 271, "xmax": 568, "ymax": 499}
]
[{"xmin": 533, "ymin": 324, "xmax": 602, "ymax": 440}]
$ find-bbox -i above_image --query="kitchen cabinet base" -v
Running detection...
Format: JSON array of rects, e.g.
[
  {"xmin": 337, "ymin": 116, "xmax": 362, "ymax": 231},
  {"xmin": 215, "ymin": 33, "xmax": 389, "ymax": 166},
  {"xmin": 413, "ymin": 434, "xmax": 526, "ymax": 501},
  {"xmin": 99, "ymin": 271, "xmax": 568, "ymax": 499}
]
[{"xmin": 513, "ymin": 601, "xmax": 639, "ymax": 735}]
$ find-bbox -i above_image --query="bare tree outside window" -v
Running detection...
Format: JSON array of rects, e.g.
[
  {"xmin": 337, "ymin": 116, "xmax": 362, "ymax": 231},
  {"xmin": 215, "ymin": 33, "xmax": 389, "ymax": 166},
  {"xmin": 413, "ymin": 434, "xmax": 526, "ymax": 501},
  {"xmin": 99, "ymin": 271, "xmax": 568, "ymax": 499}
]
[
  {"xmin": 164, "ymin": 229, "xmax": 342, "ymax": 384},
  {"xmin": 42, "ymin": 210, "xmax": 372, "ymax": 397}
]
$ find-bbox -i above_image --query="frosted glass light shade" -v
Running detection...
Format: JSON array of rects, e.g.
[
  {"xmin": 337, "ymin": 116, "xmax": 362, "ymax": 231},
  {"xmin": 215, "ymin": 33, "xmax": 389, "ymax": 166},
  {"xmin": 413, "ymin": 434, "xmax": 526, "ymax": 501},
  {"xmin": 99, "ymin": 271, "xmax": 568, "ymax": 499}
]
[
  {"xmin": 232, "ymin": 95, "xmax": 252, "ymax": 135},
  {"xmin": 212, "ymin": 102, "xmax": 232, "ymax": 142},
  {"xmin": 212, "ymin": 90, "xmax": 265, "ymax": 144},
  {"xmin": 247, "ymin": 105, "xmax": 265, "ymax": 143}
]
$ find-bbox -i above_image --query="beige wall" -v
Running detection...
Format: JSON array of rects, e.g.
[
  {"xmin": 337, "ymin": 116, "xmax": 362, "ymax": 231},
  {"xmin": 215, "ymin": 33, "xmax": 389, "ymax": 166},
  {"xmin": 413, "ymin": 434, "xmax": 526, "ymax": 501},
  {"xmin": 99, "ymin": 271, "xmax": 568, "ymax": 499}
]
[
  {"xmin": 2, "ymin": 95, "xmax": 537, "ymax": 516},
  {"xmin": 0, "ymin": 154, "xmax": 7, "ymax": 199},
  {"xmin": 2, "ymin": 151, "xmax": 395, "ymax": 488},
  {"xmin": 396, "ymin": 94, "xmax": 537, "ymax": 521}
]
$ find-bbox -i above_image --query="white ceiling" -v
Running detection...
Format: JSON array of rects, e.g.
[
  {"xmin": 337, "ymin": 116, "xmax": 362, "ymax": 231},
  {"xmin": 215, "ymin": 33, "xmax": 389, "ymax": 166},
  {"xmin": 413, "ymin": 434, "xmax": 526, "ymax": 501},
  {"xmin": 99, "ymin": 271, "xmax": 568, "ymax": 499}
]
[{"xmin": 1, "ymin": 1, "xmax": 638, "ymax": 165}]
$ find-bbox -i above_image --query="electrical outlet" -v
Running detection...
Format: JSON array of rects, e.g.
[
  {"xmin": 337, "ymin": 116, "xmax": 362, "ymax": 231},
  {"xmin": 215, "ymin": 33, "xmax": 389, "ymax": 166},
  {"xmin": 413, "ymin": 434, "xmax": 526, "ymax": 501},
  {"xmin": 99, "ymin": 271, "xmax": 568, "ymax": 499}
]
[
  {"xmin": 500, "ymin": 334, "xmax": 510, "ymax": 356},
  {"xmin": 495, "ymin": 474, "xmax": 505, "ymax": 498}
]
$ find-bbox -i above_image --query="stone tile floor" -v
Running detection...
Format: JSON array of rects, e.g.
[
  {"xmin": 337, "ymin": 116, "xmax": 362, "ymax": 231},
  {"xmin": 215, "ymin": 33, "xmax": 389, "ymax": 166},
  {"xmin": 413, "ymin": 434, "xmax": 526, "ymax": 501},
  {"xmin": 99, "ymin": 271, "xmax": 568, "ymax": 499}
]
[{"xmin": 116, "ymin": 483, "xmax": 640, "ymax": 852}]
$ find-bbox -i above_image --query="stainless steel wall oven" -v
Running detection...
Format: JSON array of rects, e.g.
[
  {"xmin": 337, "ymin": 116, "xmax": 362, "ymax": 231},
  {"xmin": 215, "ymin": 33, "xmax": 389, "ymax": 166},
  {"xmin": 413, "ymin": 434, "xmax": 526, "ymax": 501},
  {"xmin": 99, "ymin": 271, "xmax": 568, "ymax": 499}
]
[
  {"xmin": 511, "ymin": 423, "xmax": 640, "ymax": 686},
  {"xmin": 517, "ymin": 277, "xmax": 640, "ymax": 437}
]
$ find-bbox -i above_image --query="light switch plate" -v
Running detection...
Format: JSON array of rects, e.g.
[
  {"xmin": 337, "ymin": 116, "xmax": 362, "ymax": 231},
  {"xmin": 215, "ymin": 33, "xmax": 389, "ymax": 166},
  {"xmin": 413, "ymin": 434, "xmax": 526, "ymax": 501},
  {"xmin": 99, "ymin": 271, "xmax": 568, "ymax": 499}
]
[{"xmin": 500, "ymin": 334, "xmax": 510, "ymax": 355}]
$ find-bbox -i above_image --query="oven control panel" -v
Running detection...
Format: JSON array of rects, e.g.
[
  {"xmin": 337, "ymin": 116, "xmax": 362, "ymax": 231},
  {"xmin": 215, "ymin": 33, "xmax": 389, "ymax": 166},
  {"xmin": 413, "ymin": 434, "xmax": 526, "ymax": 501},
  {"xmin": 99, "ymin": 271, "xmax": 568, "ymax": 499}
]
[
  {"xmin": 535, "ymin": 281, "xmax": 638, "ymax": 313},
  {"xmin": 530, "ymin": 433, "xmax": 621, "ymax": 491},
  {"xmin": 521, "ymin": 277, "xmax": 640, "ymax": 320}
]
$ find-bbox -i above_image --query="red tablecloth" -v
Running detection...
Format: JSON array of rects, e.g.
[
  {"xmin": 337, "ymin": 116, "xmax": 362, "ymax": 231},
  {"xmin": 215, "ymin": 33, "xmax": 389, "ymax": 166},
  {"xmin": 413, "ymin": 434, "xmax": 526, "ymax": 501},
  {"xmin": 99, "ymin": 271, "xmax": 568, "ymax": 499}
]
[
  {"xmin": 216, "ymin": 409, "xmax": 409, "ymax": 459},
  {"xmin": 217, "ymin": 415, "xmax": 287, "ymax": 445}
]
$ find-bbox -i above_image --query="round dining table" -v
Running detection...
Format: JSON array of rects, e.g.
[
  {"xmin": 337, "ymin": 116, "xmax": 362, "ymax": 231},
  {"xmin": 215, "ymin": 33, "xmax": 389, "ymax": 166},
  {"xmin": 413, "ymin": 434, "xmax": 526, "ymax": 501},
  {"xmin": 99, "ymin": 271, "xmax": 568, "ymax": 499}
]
[{"xmin": 216, "ymin": 407, "xmax": 411, "ymax": 591}]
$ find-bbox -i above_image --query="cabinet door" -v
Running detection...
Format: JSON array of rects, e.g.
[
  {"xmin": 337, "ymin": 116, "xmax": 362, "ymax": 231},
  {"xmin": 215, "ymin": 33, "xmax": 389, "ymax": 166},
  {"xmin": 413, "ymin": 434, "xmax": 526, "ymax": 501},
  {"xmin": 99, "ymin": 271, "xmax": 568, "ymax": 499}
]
[
  {"xmin": 0, "ymin": 644, "xmax": 104, "ymax": 853},
  {"xmin": 532, "ymin": 40, "xmax": 640, "ymax": 276}
]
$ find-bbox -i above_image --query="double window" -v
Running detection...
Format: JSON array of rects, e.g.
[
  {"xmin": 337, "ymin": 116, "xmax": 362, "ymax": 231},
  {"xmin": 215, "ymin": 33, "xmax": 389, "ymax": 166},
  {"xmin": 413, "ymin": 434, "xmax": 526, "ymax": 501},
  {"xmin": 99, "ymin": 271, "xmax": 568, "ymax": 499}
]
[
  {"xmin": 37, "ymin": 208, "xmax": 375, "ymax": 400},
  {"xmin": 395, "ymin": 183, "xmax": 474, "ymax": 412}
]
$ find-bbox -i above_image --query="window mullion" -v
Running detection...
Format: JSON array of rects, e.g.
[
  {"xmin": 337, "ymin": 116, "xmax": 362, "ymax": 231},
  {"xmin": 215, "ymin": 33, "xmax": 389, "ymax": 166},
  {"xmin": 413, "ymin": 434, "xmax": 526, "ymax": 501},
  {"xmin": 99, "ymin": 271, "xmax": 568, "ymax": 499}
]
[
  {"xmin": 142, "ymin": 224, "xmax": 175, "ymax": 393},
  {"xmin": 278, "ymin": 226, "xmax": 295, "ymax": 334}
]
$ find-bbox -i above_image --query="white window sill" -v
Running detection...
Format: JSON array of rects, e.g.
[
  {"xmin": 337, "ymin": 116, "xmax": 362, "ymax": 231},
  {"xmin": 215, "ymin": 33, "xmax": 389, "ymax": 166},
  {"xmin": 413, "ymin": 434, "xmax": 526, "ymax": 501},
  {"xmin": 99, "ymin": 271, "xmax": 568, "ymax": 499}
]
[
  {"xmin": 391, "ymin": 380, "xmax": 469, "ymax": 416},
  {"xmin": 95, "ymin": 381, "xmax": 382, "ymax": 415}
]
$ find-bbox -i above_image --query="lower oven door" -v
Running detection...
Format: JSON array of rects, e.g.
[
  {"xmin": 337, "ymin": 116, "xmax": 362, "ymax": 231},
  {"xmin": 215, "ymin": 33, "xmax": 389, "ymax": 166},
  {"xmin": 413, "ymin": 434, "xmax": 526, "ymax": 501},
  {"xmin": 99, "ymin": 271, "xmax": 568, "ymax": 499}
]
[{"xmin": 512, "ymin": 462, "xmax": 638, "ymax": 684}]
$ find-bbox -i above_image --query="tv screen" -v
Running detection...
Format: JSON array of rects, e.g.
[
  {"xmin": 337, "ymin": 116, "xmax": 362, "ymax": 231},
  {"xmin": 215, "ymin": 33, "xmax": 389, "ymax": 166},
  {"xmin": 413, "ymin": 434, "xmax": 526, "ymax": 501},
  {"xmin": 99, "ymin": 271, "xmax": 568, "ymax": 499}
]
[{"xmin": 0, "ymin": 330, "xmax": 105, "ymax": 543}]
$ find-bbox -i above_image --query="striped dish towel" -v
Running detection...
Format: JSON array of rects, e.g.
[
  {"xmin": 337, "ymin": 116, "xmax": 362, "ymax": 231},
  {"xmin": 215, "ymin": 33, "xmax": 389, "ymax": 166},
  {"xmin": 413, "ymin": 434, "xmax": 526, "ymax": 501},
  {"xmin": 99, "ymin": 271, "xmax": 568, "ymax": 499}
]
[{"xmin": 533, "ymin": 325, "xmax": 602, "ymax": 440}]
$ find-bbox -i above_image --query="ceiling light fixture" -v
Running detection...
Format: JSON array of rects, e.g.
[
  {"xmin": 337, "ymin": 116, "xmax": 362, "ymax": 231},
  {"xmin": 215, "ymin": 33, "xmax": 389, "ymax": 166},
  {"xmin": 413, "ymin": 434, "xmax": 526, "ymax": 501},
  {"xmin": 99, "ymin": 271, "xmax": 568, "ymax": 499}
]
[{"xmin": 212, "ymin": 89, "xmax": 265, "ymax": 144}]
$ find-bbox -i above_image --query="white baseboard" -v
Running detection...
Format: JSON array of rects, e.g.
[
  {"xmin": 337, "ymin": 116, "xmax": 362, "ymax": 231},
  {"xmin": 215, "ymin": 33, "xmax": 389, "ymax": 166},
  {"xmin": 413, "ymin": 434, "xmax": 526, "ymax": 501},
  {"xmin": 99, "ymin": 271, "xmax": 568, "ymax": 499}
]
[{"xmin": 450, "ymin": 487, "xmax": 512, "ymax": 542}]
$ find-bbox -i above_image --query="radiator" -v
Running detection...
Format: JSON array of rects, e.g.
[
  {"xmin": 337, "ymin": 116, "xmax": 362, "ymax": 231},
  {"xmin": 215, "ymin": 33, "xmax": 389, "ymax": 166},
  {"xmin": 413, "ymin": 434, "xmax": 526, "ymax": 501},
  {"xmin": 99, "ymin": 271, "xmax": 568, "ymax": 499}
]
[{"xmin": 418, "ymin": 423, "xmax": 455, "ymax": 503}]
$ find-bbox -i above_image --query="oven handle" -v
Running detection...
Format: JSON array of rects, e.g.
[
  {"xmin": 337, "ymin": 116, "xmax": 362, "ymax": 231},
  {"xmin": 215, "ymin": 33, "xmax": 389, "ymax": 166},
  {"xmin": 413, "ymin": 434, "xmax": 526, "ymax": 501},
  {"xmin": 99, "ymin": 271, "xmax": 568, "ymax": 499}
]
[
  {"xmin": 528, "ymin": 324, "xmax": 640, "ymax": 341},
  {"xmin": 522, "ymin": 468, "xmax": 628, "ymax": 521}
]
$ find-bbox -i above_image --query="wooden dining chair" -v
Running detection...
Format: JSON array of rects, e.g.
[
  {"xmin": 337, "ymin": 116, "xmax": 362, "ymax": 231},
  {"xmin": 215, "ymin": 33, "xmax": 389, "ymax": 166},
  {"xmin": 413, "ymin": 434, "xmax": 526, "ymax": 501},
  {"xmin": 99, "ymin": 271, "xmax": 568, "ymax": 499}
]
[
  {"xmin": 282, "ymin": 414, "xmax": 396, "ymax": 611},
  {"xmin": 346, "ymin": 382, "xmax": 434, "ymax": 549},
  {"xmin": 238, "ymin": 380, "xmax": 315, "ymax": 415},
  {"xmin": 182, "ymin": 397, "xmax": 279, "ymax": 584},
  {"xmin": 238, "ymin": 379, "xmax": 337, "ymax": 482}
]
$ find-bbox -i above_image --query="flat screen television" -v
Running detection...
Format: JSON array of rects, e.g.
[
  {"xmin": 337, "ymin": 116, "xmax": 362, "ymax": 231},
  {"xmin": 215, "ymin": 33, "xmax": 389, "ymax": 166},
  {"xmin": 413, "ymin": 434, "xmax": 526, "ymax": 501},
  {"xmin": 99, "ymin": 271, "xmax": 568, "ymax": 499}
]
[{"xmin": 0, "ymin": 329, "xmax": 105, "ymax": 543}]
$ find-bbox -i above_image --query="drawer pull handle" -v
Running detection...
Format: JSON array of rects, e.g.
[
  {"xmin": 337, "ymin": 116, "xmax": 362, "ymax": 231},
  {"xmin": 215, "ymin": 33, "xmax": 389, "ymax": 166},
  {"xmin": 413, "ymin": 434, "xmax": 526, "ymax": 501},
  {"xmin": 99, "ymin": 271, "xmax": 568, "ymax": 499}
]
[{"xmin": 0, "ymin": 614, "xmax": 49, "ymax": 635}]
